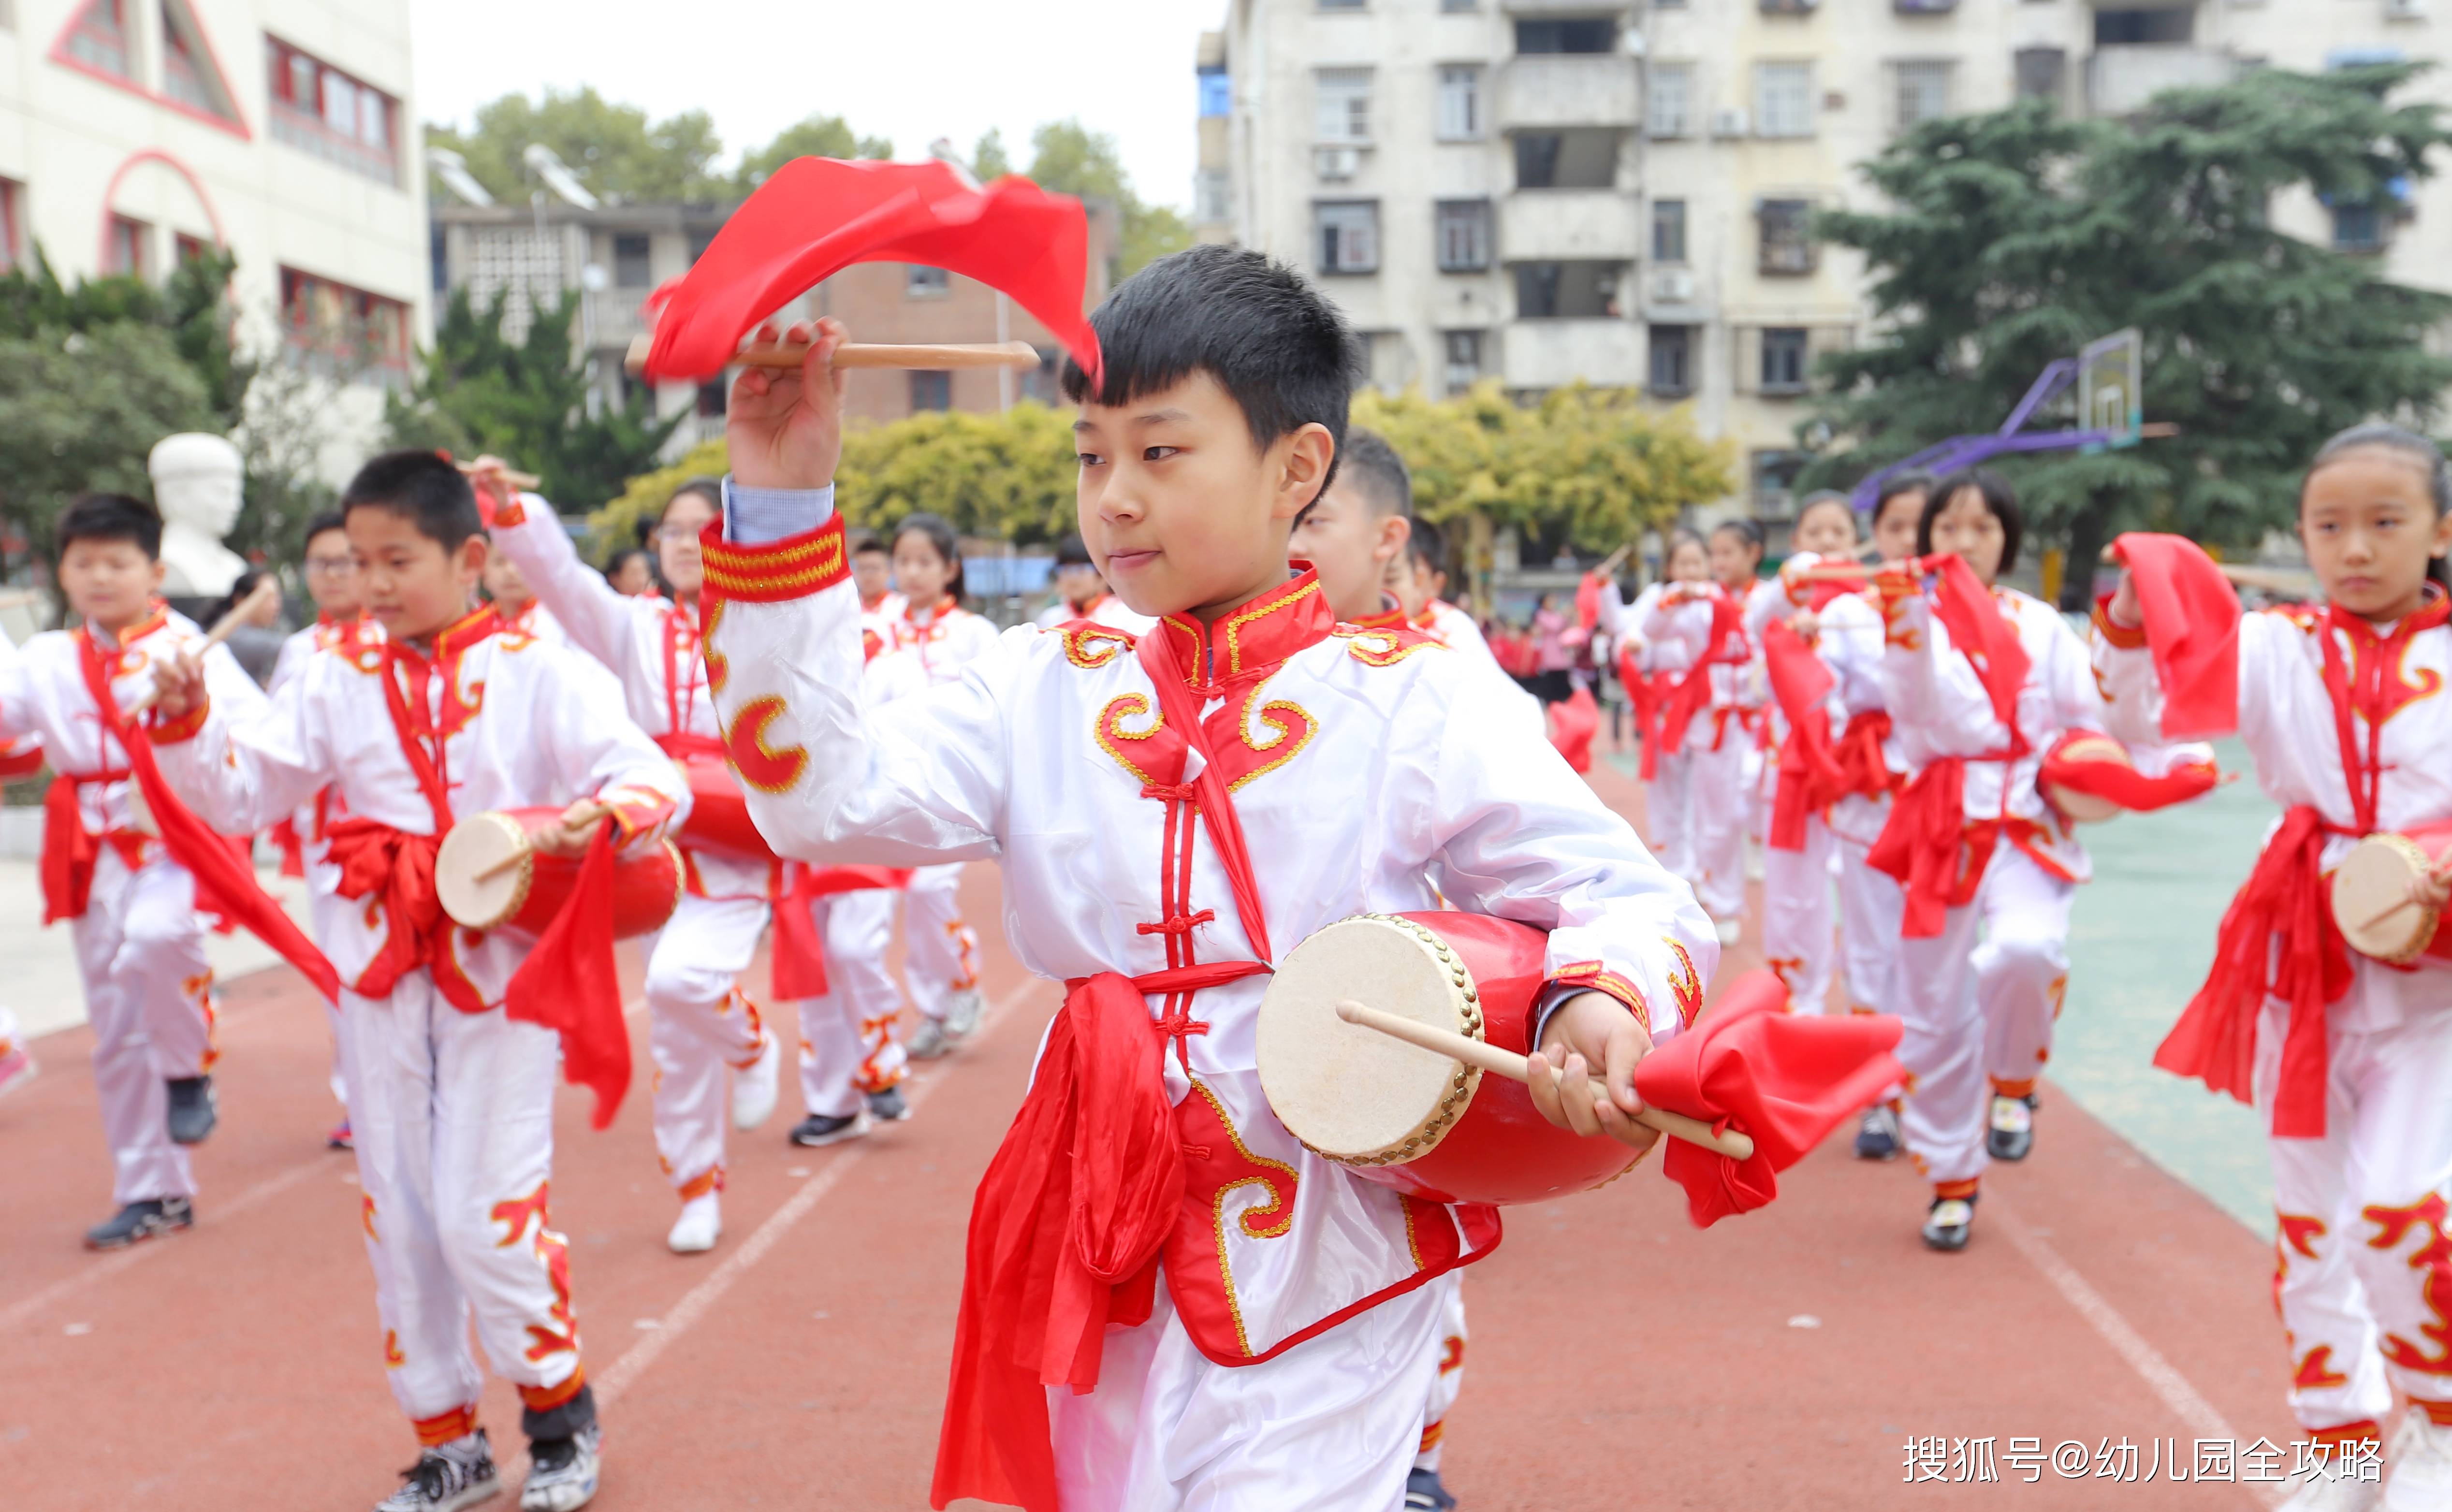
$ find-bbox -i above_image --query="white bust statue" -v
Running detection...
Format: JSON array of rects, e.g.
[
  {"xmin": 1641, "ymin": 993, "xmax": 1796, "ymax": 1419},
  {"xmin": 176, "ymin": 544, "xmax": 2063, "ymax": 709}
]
[{"xmin": 149, "ymin": 432, "xmax": 248, "ymax": 597}]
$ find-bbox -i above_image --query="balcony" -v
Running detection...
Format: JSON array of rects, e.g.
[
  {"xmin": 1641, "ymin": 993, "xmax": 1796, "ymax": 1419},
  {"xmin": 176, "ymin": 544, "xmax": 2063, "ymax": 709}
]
[
  {"xmin": 1501, "ymin": 318, "xmax": 1641, "ymax": 389},
  {"xmin": 1498, "ymin": 54, "xmax": 1639, "ymax": 130},
  {"xmin": 1500, "ymin": 191, "xmax": 1640, "ymax": 262},
  {"xmin": 2086, "ymin": 46, "xmax": 2236, "ymax": 117}
]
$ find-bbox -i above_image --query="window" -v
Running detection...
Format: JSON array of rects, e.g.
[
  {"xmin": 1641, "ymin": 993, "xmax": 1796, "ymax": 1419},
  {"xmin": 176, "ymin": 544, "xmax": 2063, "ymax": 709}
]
[
  {"xmin": 1753, "ymin": 449, "xmax": 1808, "ymax": 514},
  {"xmin": 65, "ymin": 0, "xmax": 133, "ymax": 78},
  {"xmin": 1316, "ymin": 68, "xmax": 1373, "ymax": 142},
  {"xmin": 160, "ymin": 0, "xmax": 240, "ymax": 123},
  {"xmin": 1197, "ymin": 68, "xmax": 1230, "ymax": 118},
  {"xmin": 1649, "ymin": 325, "xmax": 1694, "ymax": 396},
  {"xmin": 1651, "ymin": 199, "xmax": 1687, "ymax": 263},
  {"xmin": 612, "ymin": 233, "xmax": 652, "ymax": 289},
  {"xmin": 2095, "ymin": 9, "xmax": 2191, "ymax": 44},
  {"xmin": 1196, "ymin": 168, "xmax": 1232, "ymax": 223},
  {"xmin": 1315, "ymin": 201, "xmax": 1381, "ymax": 274},
  {"xmin": 1515, "ymin": 17, "xmax": 1615, "ymax": 54},
  {"xmin": 1760, "ymin": 328, "xmax": 1809, "ymax": 393},
  {"xmin": 0, "ymin": 179, "xmax": 23, "ymax": 274},
  {"xmin": 1895, "ymin": 61, "xmax": 1952, "ymax": 128},
  {"xmin": 1758, "ymin": 198, "xmax": 1817, "ymax": 275},
  {"xmin": 696, "ymin": 379, "xmax": 728, "ymax": 419},
  {"xmin": 175, "ymin": 232, "xmax": 210, "ymax": 266},
  {"xmin": 1437, "ymin": 65, "xmax": 1484, "ymax": 140},
  {"xmin": 2014, "ymin": 48, "xmax": 2067, "ymax": 105},
  {"xmin": 1515, "ymin": 261, "xmax": 1625, "ymax": 319},
  {"xmin": 910, "ymin": 371, "xmax": 952, "ymax": 412},
  {"xmin": 1514, "ymin": 128, "xmax": 1618, "ymax": 189},
  {"xmin": 1756, "ymin": 62, "xmax": 1815, "ymax": 138},
  {"xmin": 688, "ymin": 229, "xmax": 719, "ymax": 263},
  {"xmin": 108, "ymin": 215, "xmax": 149, "ymax": 278},
  {"xmin": 279, "ymin": 266, "xmax": 409, "ymax": 370},
  {"xmin": 2333, "ymin": 202, "xmax": 2387, "ymax": 253},
  {"xmin": 267, "ymin": 38, "xmax": 400, "ymax": 184},
  {"xmin": 906, "ymin": 264, "xmax": 950, "ymax": 297},
  {"xmin": 1436, "ymin": 199, "xmax": 1492, "ymax": 272},
  {"xmin": 1444, "ymin": 331, "xmax": 1485, "ymax": 393},
  {"xmin": 1648, "ymin": 62, "xmax": 1693, "ymax": 137}
]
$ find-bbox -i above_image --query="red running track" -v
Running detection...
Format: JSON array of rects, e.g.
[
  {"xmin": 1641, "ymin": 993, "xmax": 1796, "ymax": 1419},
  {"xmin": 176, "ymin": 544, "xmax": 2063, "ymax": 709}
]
[{"xmin": 0, "ymin": 756, "xmax": 2292, "ymax": 1510}]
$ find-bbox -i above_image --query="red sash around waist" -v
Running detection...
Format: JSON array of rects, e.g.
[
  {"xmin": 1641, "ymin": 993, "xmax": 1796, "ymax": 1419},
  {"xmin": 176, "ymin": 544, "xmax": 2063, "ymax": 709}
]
[{"xmin": 39, "ymin": 770, "xmax": 144, "ymax": 923}]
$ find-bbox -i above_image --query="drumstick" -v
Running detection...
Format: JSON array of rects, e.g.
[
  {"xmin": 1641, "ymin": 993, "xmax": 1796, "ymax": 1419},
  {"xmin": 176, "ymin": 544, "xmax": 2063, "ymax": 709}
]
[
  {"xmin": 623, "ymin": 336, "xmax": 1042, "ymax": 377},
  {"xmin": 1794, "ymin": 564, "xmax": 1874, "ymax": 582},
  {"xmin": 127, "ymin": 576, "xmax": 280, "ymax": 718},
  {"xmin": 472, "ymin": 800, "xmax": 615, "ymax": 883},
  {"xmin": 1334, "ymin": 999, "xmax": 1757, "ymax": 1161},
  {"xmin": 2352, "ymin": 862, "xmax": 2452, "ymax": 933},
  {"xmin": 456, "ymin": 460, "xmax": 542, "ymax": 491}
]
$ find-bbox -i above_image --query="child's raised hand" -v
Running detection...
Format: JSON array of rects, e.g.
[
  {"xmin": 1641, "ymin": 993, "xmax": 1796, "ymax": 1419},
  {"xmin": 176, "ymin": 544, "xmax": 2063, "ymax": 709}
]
[
  {"xmin": 2107, "ymin": 569, "xmax": 2143, "ymax": 629},
  {"xmin": 729, "ymin": 318, "xmax": 848, "ymax": 492},
  {"xmin": 1526, "ymin": 990, "xmax": 1661, "ymax": 1154},
  {"xmin": 2411, "ymin": 860, "xmax": 2452, "ymax": 916},
  {"xmin": 148, "ymin": 646, "xmax": 209, "ymax": 724}
]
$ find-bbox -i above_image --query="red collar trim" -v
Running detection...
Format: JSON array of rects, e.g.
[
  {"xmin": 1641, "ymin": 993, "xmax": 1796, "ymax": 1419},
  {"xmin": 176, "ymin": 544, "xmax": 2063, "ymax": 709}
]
[
  {"xmin": 2328, "ymin": 584, "xmax": 2452, "ymax": 645},
  {"xmin": 1351, "ymin": 602, "xmax": 1409, "ymax": 632},
  {"xmin": 1154, "ymin": 569, "xmax": 1332, "ymax": 685},
  {"xmin": 400, "ymin": 604, "xmax": 501, "ymax": 668},
  {"xmin": 88, "ymin": 604, "xmax": 169, "ymax": 647}
]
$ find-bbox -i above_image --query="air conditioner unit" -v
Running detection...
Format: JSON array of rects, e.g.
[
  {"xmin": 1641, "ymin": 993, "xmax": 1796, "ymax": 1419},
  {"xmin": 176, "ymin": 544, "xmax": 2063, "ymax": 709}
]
[
  {"xmin": 1314, "ymin": 146, "xmax": 1361, "ymax": 181},
  {"xmin": 1710, "ymin": 108, "xmax": 1750, "ymax": 139},
  {"xmin": 1649, "ymin": 269, "xmax": 1696, "ymax": 305},
  {"xmin": 2386, "ymin": 0, "xmax": 2425, "ymax": 20}
]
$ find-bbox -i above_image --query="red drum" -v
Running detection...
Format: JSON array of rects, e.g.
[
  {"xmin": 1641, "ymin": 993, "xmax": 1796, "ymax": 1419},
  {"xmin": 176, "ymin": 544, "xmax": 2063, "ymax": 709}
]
[
  {"xmin": 662, "ymin": 741, "xmax": 777, "ymax": 864},
  {"xmin": 2330, "ymin": 818, "xmax": 2452, "ymax": 966},
  {"xmin": 1255, "ymin": 911, "xmax": 1642, "ymax": 1206},
  {"xmin": 2040, "ymin": 733, "xmax": 2133, "ymax": 824},
  {"xmin": 434, "ymin": 806, "xmax": 682, "ymax": 941}
]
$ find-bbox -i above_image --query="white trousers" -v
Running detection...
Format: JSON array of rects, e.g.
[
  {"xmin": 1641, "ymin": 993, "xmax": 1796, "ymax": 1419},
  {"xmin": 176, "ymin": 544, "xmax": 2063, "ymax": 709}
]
[
  {"xmin": 1049, "ymin": 1271, "xmax": 1447, "ymax": 1512},
  {"xmin": 1894, "ymin": 845, "xmax": 2073, "ymax": 1188},
  {"xmin": 1834, "ymin": 818, "xmax": 1906, "ymax": 1018},
  {"xmin": 2262, "ymin": 994, "xmax": 2452, "ymax": 1431},
  {"xmin": 307, "ymin": 867, "xmax": 355, "ymax": 1111},
  {"xmin": 72, "ymin": 847, "xmax": 212, "ymax": 1205},
  {"xmin": 344, "ymin": 972, "xmax": 584, "ymax": 1428},
  {"xmin": 902, "ymin": 862, "xmax": 981, "ymax": 1022},
  {"xmin": 1689, "ymin": 729, "xmax": 1752, "ymax": 921},
  {"xmin": 1644, "ymin": 750, "xmax": 1697, "ymax": 886},
  {"xmin": 1762, "ymin": 818, "xmax": 1838, "ymax": 1013},
  {"xmin": 796, "ymin": 887, "xmax": 906, "ymax": 1118},
  {"xmin": 640, "ymin": 890, "xmax": 772, "ymax": 1200},
  {"xmin": 1414, "ymin": 1275, "xmax": 1469, "ymax": 1473}
]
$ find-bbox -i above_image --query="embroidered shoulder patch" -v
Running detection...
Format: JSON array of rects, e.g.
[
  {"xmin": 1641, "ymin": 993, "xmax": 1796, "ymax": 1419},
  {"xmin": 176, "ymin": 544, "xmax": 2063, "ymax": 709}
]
[
  {"xmin": 1060, "ymin": 624, "xmax": 1136, "ymax": 669},
  {"xmin": 1332, "ymin": 624, "xmax": 1445, "ymax": 667}
]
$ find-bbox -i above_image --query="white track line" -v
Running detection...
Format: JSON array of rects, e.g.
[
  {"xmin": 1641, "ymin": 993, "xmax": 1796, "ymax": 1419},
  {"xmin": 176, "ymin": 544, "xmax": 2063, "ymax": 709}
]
[
  {"xmin": 594, "ymin": 977, "xmax": 1050, "ymax": 1409},
  {"xmin": 0, "ymin": 1153, "xmax": 332, "ymax": 1335},
  {"xmin": 1988, "ymin": 1193, "xmax": 2283, "ymax": 1510}
]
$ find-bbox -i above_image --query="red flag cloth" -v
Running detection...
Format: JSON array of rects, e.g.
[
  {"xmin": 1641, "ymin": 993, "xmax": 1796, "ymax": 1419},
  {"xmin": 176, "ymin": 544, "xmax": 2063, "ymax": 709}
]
[
  {"xmin": 74, "ymin": 639, "xmax": 339, "ymax": 1003},
  {"xmin": 641, "ymin": 158, "xmax": 1101, "ymax": 386},
  {"xmin": 769, "ymin": 862, "xmax": 916, "ymax": 1001},
  {"xmin": 1575, "ymin": 570, "xmax": 1605, "ymax": 632},
  {"xmin": 1762, "ymin": 619, "xmax": 1840, "ymax": 851},
  {"xmin": 503, "ymin": 821, "xmax": 631, "ymax": 1131},
  {"xmin": 2153, "ymin": 805, "xmax": 2352, "ymax": 1137},
  {"xmin": 1867, "ymin": 758, "xmax": 1996, "ymax": 939},
  {"xmin": 269, "ymin": 816, "xmax": 306, "ymax": 879},
  {"xmin": 1922, "ymin": 554, "xmax": 2029, "ymax": 731},
  {"xmin": 2039, "ymin": 731, "xmax": 2218, "ymax": 816},
  {"xmin": 1832, "ymin": 711, "xmax": 1897, "ymax": 803},
  {"xmin": 2105, "ymin": 533, "xmax": 2243, "ymax": 741},
  {"xmin": 1633, "ymin": 969, "xmax": 1905, "ymax": 1227},
  {"xmin": 1548, "ymin": 684, "xmax": 1597, "ymax": 774}
]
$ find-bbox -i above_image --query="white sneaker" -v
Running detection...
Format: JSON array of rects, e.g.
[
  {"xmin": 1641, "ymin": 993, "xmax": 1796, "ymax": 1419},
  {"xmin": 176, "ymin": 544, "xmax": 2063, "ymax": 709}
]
[
  {"xmin": 1713, "ymin": 916, "xmax": 1741, "ymax": 947},
  {"xmin": 519, "ymin": 1423, "xmax": 600, "ymax": 1512},
  {"xmin": 943, "ymin": 987, "xmax": 985, "ymax": 1041},
  {"xmin": 730, "ymin": 1032, "xmax": 780, "ymax": 1132},
  {"xmin": 2282, "ymin": 1451, "xmax": 2384, "ymax": 1512},
  {"xmin": 906, "ymin": 1016, "xmax": 952, "ymax": 1061},
  {"xmin": 2384, "ymin": 1409, "xmax": 2452, "ymax": 1512},
  {"xmin": 376, "ymin": 1430, "xmax": 501, "ymax": 1512},
  {"xmin": 666, "ymin": 1194, "xmax": 720, "ymax": 1255}
]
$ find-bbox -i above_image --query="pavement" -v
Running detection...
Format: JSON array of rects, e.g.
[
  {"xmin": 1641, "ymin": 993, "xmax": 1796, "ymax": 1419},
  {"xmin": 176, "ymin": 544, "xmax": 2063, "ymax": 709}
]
[{"xmin": 0, "ymin": 741, "xmax": 2314, "ymax": 1511}]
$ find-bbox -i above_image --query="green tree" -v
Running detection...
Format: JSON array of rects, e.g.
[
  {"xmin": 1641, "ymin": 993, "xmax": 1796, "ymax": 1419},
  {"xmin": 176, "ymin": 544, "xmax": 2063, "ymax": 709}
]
[
  {"xmin": 1807, "ymin": 70, "xmax": 2452, "ymax": 604},
  {"xmin": 971, "ymin": 128, "xmax": 1013, "ymax": 182},
  {"xmin": 0, "ymin": 324, "xmax": 215, "ymax": 582},
  {"xmin": 735, "ymin": 114, "xmax": 894, "ymax": 192},
  {"xmin": 0, "ymin": 245, "xmax": 250, "ymax": 424},
  {"xmin": 387, "ymin": 286, "xmax": 684, "ymax": 512},
  {"xmin": 427, "ymin": 88, "xmax": 729, "ymax": 204},
  {"xmin": 1026, "ymin": 120, "xmax": 1192, "ymax": 277}
]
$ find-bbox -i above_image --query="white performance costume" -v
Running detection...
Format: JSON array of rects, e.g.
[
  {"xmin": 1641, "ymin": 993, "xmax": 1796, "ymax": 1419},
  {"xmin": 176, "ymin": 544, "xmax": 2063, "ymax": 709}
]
[
  {"xmin": 271, "ymin": 612, "xmax": 379, "ymax": 1113},
  {"xmin": 0, "ymin": 607, "xmax": 257, "ymax": 1207},
  {"xmin": 1606, "ymin": 582, "xmax": 1699, "ymax": 886},
  {"xmin": 706, "ymin": 482, "xmax": 1715, "ymax": 1512},
  {"xmin": 153, "ymin": 605, "xmax": 684, "ymax": 1438},
  {"xmin": 1642, "ymin": 582, "xmax": 1767, "ymax": 924},
  {"xmin": 2095, "ymin": 593, "xmax": 2452, "ymax": 1436},
  {"xmin": 490, "ymin": 495, "xmax": 781, "ymax": 1208}
]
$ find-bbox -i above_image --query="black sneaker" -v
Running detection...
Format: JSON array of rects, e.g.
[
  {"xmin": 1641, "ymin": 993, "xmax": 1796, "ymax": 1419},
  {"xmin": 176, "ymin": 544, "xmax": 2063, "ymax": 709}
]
[
  {"xmin": 84, "ymin": 1196, "xmax": 194, "ymax": 1250},
  {"xmin": 374, "ymin": 1428, "xmax": 500, "ymax": 1511},
  {"xmin": 1985, "ymin": 1094, "xmax": 2036, "ymax": 1162},
  {"xmin": 519, "ymin": 1423, "xmax": 601, "ymax": 1511},
  {"xmin": 1921, "ymin": 1194, "xmax": 1977, "ymax": 1253},
  {"xmin": 1404, "ymin": 1467, "xmax": 1458, "ymax": 1511},
  {"xmin": 165, "ymin": 1076, "xmax": 218, "ymax": 1145},
  {"xmin": 865, "ymin": 1085, "xmax": 911, "ymax": 1122},
  {"xmin": 788, "ymin": 1111, "xmax": 870, "ymax": 1148},
  {"xmin": 1854, "ymin": 1105, "xmax": 1901, "ymax": 1161}
]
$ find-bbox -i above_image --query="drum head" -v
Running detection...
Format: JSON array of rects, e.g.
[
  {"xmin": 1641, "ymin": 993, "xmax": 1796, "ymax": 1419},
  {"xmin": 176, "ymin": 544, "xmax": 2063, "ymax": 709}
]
[
  {"xmin": 434, "ymin": 812, "xmax": 532, "ymax": 931},
  {"xmin": 1257, "ymin": 915, "xmax": 1479, "ymax": 1166},
  {"xmin": 2334, "ymin": 834, "xmax": 2437, "ymax": 963},
  {"xmin": 2045, "ymin": 783, "xmax": 2122, "ymax": 825}
]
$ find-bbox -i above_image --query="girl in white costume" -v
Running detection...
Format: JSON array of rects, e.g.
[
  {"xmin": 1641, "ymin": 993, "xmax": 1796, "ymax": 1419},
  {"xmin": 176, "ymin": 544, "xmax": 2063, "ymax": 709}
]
[
  {"xmin": 1642, "ymin": 523, "xmax": 1770, "ymax": 942},
  {"xmin": 1609, "ymin": 533, "xmax": 1709, "ymax": 889}
]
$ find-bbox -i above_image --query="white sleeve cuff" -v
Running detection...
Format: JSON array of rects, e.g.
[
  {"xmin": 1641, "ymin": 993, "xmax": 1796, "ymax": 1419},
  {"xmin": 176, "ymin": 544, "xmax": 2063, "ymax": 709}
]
[{"xmin": 723, "ymin": 478, "xmax": 837, "ymax": 544}]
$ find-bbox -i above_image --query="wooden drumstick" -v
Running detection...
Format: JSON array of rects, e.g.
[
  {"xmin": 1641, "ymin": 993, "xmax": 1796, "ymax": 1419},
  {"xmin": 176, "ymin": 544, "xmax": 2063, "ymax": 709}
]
[
  {"xmin": 472, "ymin": 800, "xmax": 615, "ymax": 883},
  {"xmin": 1334, "ymin": 999, "xmax": 1757, "ymax": 1161},
  {"xmin": 457, "ymin": 460, "xmax": 542, "ymax": 491},
  {"xmin": 127, "ymin": 575, "xmax": 280, "ymax": 718},
  {"xmin": 2353, "ymin": 862, "xmax": 2452, "ymax": 933},
  {"xmin": 1794, "ymin": 564, "xmax": 1875, "ymax": 582},
  {"xmin": 623, "ymin": 336, "xmax": 1042, "ymax": 378}
]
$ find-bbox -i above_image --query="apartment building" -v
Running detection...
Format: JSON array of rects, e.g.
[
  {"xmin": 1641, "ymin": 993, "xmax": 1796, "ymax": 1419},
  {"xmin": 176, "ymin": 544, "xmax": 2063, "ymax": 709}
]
[
  {"xmin": 1206, "ymin": 0, "xmax": 2450, "ymax": 526},
  {"xmin": 0, "ymin": 0, "xmax": 429, "ymax": 469}
]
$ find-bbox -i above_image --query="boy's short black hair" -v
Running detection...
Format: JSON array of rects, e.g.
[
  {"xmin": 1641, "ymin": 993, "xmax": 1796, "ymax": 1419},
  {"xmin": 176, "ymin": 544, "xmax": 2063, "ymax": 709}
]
[
  {"xmin": 850, "ymin": 533, "xmax": 889, "ymax": 559},
  {"xmin": 1061, "ymin": 244, "xmax": 1363, "ymax": 504},
  {"xmin": 343, "ymin": 451, "xmax": 484, "ymax": 552},
  {"xmin": 1053, "ymin": 533, "xmax": 1094, "ymax": 568},
  {"xmin": 1406, "ymin": 514, "xmax": 1445, "ymax": 574},
  {"xmin": 302, "ymin": 509, "xmax": 349, "ymax": 550},
  {"xmin": 1921, "ymin": 467, "xmax": 2024, "ymax": 574},
  {"xmin": 58, "ymin": 493, "xmax": 164, "ymax": 561},
  {"xmin": 1337, "ymin": 429, "xmax": 1412, "ymax": 518}
]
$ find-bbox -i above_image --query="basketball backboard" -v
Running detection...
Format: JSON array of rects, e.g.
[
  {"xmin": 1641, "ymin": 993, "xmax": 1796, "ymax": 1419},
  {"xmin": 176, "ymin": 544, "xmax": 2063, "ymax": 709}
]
[{"xmin": 2078, "ymin": 328, "xmax": 2143, "ymax": 448}]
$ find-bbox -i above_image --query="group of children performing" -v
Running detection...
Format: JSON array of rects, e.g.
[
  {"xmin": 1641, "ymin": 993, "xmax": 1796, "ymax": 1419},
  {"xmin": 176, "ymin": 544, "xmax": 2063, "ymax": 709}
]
[{"xmin": 1, "ymin": 238, "xmax": 2447, "ymax": 1512}]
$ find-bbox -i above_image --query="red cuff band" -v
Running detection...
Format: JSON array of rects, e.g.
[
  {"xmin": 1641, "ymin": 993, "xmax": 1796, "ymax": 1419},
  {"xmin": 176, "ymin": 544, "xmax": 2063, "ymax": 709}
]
[
  {"xmin": 1549, "ymin": 961, "xmax": 1652, "ymax": 1034},
  {"xmin": 2089, "ymin": 598, "xmax": 2148, "ymax": 650},
  {"xmin": 700, "ymin": 513, "xmax": 849, "ymax": 604},
  {"xmin": 147, "ymin": 698, "xmax": 209, "ymax": 746}
]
